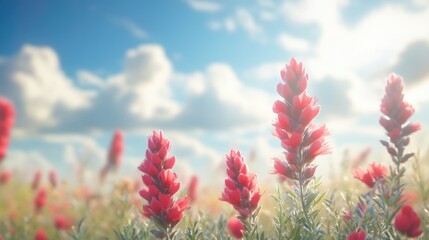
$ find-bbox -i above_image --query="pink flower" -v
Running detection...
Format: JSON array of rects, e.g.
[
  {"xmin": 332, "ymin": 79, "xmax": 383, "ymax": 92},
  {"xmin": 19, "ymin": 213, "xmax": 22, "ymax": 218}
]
[
  {"xmin": 34, "ymin": 187, "xmax": 48, "ymax": 212},
  {"xmin": 48, "ymin": 170, "xmax": 57, "ymax": 188},
  {"xmin": 273, "ymin": 58, "xmax": 330, "ymax": 181},
  {"xmin": 353, "ymin": 162, "xmax": 387, "ymax": 188},
  {"xmin": 394, "ymin": 205, "xmax": 422, "ymax": 238},
  {"xmin": 220, "ymin": 150, "xmax": 261, "ymax": 219},
  {"xmin": 380, "ymin": 74, "xmax": 420, "ymax": 162},
  {"xmin": 227, "ymin": 216, "xmax": 245, "ymax": 239},
  {"xmin": 347, "ymin": 229, "xmax": 366, "ymax": 240},
  {"xmin": 138, "ymin": 131, "xmax": 190, "ymax": 230},
  {"xmin": 34, "ymin": 229, "xmax": 48, "ymax": 240},
  {"xmin": 188, "ymin": 175, "xmax": 198, "ymax": 202},
  {"xmin": 0, "ymin": 170, "xmax": 11, "ymax": 185},
  {"xmin": 0, "ymin": 97, "xmax": 15, "ymax": 162}
]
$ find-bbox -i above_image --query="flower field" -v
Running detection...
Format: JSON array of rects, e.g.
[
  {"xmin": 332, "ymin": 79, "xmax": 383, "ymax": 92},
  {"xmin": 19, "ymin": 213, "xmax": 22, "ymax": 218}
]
[{"xmin": 0, "ymin": 58, "xmax": 428, "ymax": 240}]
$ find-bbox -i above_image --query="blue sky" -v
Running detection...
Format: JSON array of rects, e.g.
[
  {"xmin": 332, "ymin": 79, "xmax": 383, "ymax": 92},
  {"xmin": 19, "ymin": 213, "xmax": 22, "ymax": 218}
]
[{"xmin": 0, "ymin": 0, "xmax": 428, "ymax": 186}]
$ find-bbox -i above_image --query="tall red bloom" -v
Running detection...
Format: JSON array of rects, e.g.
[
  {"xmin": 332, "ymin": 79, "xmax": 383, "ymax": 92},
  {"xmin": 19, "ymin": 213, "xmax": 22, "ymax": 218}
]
[
  {"xmin": 34, "ymin": 187, "xmax": 48, "ymax": 212},
  {"xmin": 220, "ymin": 150, "xmax": 261, "ymax": 219},
  {"xmin": 347, "ymin": 229, "xmax": 366, "ymax": 240},
  {"xmin": 32, "ymin": 170, "xmax": 42, "ymax": 190},
  {"xmin": 353, "ymin": 162, "xmax": 387, "ymax": 188},
  {"xmin": 0, "ymin": 170, "xmax": 11, "ymax": 185},
  {"xmin": 394, "ymin": 205, "xmax": 422, "ymax": 238},
  {"xmin": 100, "ymin": 130, "xmax": 124, "ymax": 180},
  {"xmin": 0, "ymin": 97, "xmax": 15, "ymax": 163},
  {"xmin": 227, "ymin": 216, "xmax": 245, "ymax": 239},
  {"xmin": 138, "ymin": 131, "xmax": 190, "ymax": 233},
  {"xmin": 380, "ymin": 74, "xmax": 420, "ymax": 163},
  {"xmin": 188, "ymin": 175, "xmax": 198, "ymax": 202},
  {"xmin": 273, "ymin": 58, "xmax": 330, "ymax": 181},
  {"xmin": 34, "ymin": 229, "xmax": 48, "ymax": 240},
  {"xmin": 48, "ymin": 170, "xmax": 57, "ymax": 188}
]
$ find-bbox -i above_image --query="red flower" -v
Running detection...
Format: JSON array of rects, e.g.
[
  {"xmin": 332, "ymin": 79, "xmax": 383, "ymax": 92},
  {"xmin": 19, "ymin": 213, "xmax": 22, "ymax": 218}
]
[
  {"xmin": 100, "ymin": 130, "xmax": 124, "ymax": 181},
  {"xmin": 138, "ymin": 131, "xmax": 190, "ymax": 230},
  {"xmin": 54, "ymin": 214, "xmax": 74, "ymax": 230},
  {"xmin": 48, "ymin": 170, "xmax": 57, "ymax": 188},
  {"xmin": 108, "ymin": 130, "xmax": 124, "ymax": 168},
  {"xmin": 0, "ymin": 170, "xmax": 11, "ymax": 184},
  {"xmin": 188, "ymin": 175, "xmax": 198, "ymax": 202},
  {"xmin": 273, "ymin": 58, "xmax": 330, "ymax": 181},
  {"xmin": 380, "ymin": 74, "xmax": 420, "ymax": 162},
  {"xmin": 227, "ymin": 216, "xmax": 244, "ymax": 239},
  {"xmin": 34, "ymin": 229, "xmax": 48, "ymax": 240},
  {"xmin": 32, "ymin": 171, "xmax": 42, "ymax": 190},
  {"xmin": 0, "ymin": 97, "xmax": 15, "ymax": 162},
  {"xmin": 394, "ymin": 205, "xmax": 422, "ymax": 238},
  {"xmin": 34, "ymin": 187, "xmax": 48, "ymax": 212},
  {"xmin": 347, "ymin": 229, "xmax": 366, "ymax": 240},
  {"xmin": 353, "ymin": 162, "xmax": 387, "ymax": 188},
  {"xmin": 220, "ymin": 150, "xmax": 261, "ymax": 219}
]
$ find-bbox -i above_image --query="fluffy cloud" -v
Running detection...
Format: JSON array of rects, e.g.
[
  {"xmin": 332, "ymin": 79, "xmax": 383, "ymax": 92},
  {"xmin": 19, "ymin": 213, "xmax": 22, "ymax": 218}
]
[
  {"xmin": 277, "ymin": 33, "xmax": 310, "ymax": 52},
  {"xmin": 208, "ymin": 8, "xmax": 263, "ymax": 38},
  {"xmin": 389, "ymin": 40, "xmax": 429, "ymax": 85},
  {"xmin": 174, "ymin": 63, "xmax": 274, "ymax": 130},
  {"xmin": 0, "ymin": 45, "xmax": 93, "ymax": 131}
]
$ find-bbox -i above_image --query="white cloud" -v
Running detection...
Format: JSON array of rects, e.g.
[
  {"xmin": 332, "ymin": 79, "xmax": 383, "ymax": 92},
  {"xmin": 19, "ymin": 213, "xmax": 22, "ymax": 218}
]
[
  {"xmin": 235, "ymin": 8, "xmax": 262, "ymax": 36},
  {"xmin": 208, "ymin": 8, "xmax": 263, "ymax": 38},
  {"xmin": 186, "ymin": 0, "xmax": 222, "ymax": 12},
  {"xmin": 277, "ymin": 33, "xmax": 310, "ymax": 52},
  {"xmin": 0, "ymin": 45, "xmax": 93, "ymax": 130},
  {"xmin": 116, "ymin": 18, "xmax": 148, "ymax": 39},
  {"xmin": 124, "ymin": 45, "xmax": 180, "ymax": 119},
  {"xmin": 260, "ymin": 11, "xmax": 276, "ymax": 21},
  {"xmin": 174, "ymin": 63, "xmax": 274, "ymax": 130},
  {"xmin": 77, "ymin": 70, "xmax": 104, "ymax": 87}
]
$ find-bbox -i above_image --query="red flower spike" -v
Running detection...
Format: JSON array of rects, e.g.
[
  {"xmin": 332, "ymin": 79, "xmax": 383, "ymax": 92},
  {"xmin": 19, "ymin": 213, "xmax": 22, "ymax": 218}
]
[
  {"xmin": 100, "ymin": 130, "xmax": 124, "ymax": 181},
  {"xmin": 220, "ymin": 150, "xmax": 261, "ymax": 220},
  {"xmin": 380, "ymin": 74, "xmax": 420, "ymax": 161},
  {"xmin": 34, "ymin": 187, "xmax": 48, "ymax": 212},
  {"xmin": 32, "ymin": 171, "xmax": 42, "ymax": 190},
  {"xmin": 0, "ymin": 170, "xmax": 11, "ymax": 185},
  {"xmin": 273, "ymin": 58, "xmax": 330, "ymax": 181},
  {"xmin": 48, "ymin": 170, "xmax": 57, "ymax": 188},
  {"xmin": 394, "ymin": 205, "xmax": 423, "ymax": 238},
  {"xmin": 227, "ymin": 216, "xmax": 245, "ymax": 239},
  {"xmin": 138, "ymin": 130, "xmax": 190, "ymax": 230},
  {"xmin": 347, "ymin": 229, "xmax": 366, "ymax": 240},
  {"xmin": 0, "ymin": 97, "xmax": 15, "ymax": 162},
  {"xmin": 34, "ymin": 229, "xmax": 48, "ymax": 240},
  {"xmin": 188, "ymin": 175, "xmax": 198, "ymax": 202}
]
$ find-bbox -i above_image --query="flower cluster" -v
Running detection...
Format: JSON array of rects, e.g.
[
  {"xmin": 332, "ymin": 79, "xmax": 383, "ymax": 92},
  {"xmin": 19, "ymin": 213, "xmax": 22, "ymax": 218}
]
[
  {"xmin": 138, "ymin": 131, "xmax": 190, "ymax": 237},
  {"xmin": 220, "ymin": 150, "xmax": 261, "ymax": 219},
  {"xmin": 0, "ymin": 97, "xmax": 15, "ymax": 162},
  {"xmin": 380, "ymin": 74, "xmax": 420, "ymax": 163},
  {"xmin": 187, "ymin": 175, "xmax": 198, "ymax": 202},
  {"xmin": 273, "ymin": 58, "xmax": 330, "ymax": 181},
  {"xmin": 353, "ymin": 162, "xmax": 387, "ymax": 188}
]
